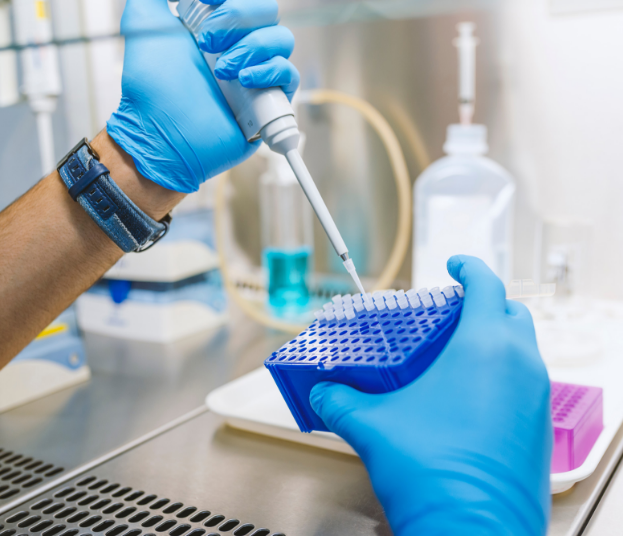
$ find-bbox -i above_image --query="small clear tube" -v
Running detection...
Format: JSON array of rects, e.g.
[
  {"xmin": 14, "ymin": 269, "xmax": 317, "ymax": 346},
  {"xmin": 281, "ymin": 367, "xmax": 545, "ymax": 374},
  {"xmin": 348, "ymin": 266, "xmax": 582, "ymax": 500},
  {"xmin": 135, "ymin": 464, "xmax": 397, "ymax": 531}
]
[
  {"xmin": 396, "ymin": 291, "xmax": 410, "ymax": 309},
  {"xmin": 506, "ymin": 280, "xmax": 556, "ymax": 299},
  {"xmin": 406, "ymin": 289, "xmax": 422, "ymax": 309},
  {"xmin": 385, "ymin": 293, "xmax": 398, "ymax": 310},
  {"xmin": 373, "ymin": 295, "xmax": 387, "ymax": 310},
  {"xmin": 363, "ymin": 293, "xmax": 375, "ymax": 311},
  {"xmin": 420, "ymin": 294, "xmax": 434, "ymax": 308},
  {"xmin": 430, "ymin": 287, "xmax": 445, "ymax": 305},
  {"xmin": 442, "ymin": 286, "xmax": 455, "ymax": 299},
  {"xmin": 433, "ymin": 293, "xmax": 447, "ymax": 307},
  {"xmin": 317, "ymin": 283, "xmax": 475, "ymax": 325}
]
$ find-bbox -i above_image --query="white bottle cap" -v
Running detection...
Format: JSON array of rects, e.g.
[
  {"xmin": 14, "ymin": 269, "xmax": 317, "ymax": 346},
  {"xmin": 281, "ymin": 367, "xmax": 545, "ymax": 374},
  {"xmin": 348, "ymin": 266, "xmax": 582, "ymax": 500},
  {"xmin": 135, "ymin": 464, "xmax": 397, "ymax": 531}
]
[{"xmin": 443, "ymin": 124, "xmax": 488, "ymax": 155}]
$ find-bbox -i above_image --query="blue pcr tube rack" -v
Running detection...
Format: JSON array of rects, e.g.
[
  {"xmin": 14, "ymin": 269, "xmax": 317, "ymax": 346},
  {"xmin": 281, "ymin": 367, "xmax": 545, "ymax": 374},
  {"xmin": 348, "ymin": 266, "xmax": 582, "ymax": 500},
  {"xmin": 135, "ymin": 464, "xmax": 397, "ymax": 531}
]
[{"xmin": 265, "ymin": 286, "xmax": 465, "ymax": 433}]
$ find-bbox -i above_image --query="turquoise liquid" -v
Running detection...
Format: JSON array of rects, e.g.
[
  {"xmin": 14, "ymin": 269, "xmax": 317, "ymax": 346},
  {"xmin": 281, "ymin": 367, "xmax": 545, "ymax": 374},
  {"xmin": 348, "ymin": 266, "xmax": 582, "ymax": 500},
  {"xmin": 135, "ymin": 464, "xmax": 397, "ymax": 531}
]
[{"xmin": 264, "ymin": 247, "xmax": 312, "ymax": 313}]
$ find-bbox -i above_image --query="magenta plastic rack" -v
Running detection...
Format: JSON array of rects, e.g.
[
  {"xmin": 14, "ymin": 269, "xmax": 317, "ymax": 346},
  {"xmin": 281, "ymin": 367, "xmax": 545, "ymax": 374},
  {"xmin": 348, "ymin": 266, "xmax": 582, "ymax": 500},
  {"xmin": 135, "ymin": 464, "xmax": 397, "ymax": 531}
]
[{"xmin": 552, "ymin": 381, "xmax": 603, "ymax": 473}]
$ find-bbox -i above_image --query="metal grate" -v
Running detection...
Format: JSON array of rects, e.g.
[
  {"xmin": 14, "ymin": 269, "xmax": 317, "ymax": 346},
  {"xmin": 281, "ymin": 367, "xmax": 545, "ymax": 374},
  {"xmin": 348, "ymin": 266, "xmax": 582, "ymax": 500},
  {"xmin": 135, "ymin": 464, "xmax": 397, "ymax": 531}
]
[
  {"xmin": 0, "ymin": 475, "xmax": 284, "ymax": 536},
  {"xmin": 0, "ymin": 449, "xmax": 65, "ymax": 504}
]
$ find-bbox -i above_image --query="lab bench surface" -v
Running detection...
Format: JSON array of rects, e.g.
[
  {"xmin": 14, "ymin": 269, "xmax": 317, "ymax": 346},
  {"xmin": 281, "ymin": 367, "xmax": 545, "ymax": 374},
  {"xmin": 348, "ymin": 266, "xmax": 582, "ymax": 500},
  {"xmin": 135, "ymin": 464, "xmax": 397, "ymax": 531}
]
[
  {"xmin": 0, "ymin": 411, "xmax": 391, "ymax": 536},
  {"xmin": 579, "ymin": 425, "xmax": 623, "ymax": 536},
  {"xmin": 0, "ymin": 306, "xmax": 622, "ymax": 535},
  {"xmin": 0, "ymin": 308, "xmax": 290, "ymax": 511}
]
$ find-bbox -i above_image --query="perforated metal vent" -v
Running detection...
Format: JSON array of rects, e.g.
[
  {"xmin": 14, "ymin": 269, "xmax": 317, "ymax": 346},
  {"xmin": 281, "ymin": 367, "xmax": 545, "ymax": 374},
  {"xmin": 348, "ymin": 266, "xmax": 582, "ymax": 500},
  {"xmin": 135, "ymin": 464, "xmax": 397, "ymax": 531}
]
[
  {"xmin": 0, "ymin": 475, "xmax": 284, "ymax": 536},
  {"xmin": 0, "ymin": 449, "xmax": 65, "ymax": 504}
]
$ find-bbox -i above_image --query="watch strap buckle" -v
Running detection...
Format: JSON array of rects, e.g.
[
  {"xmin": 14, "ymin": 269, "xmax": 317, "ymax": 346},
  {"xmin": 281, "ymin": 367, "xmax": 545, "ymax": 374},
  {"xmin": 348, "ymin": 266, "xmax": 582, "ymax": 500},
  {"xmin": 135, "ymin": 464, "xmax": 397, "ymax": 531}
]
[
  {"xmin": 135, "ymin": 214, "xmax": 172, "ymax": 252},
  {"xmin": 57, "ymin": 137, "xmax": 100, "ymax": 172}
]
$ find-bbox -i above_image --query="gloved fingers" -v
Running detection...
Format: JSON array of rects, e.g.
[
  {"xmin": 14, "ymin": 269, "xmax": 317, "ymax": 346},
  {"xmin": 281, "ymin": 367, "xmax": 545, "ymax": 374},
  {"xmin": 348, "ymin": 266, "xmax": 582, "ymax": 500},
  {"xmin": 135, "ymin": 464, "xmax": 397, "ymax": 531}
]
[
  {"xmin": 505, "ymin": 299, "xmax": 532, "ymax": 320},
  {"xmin": 121, "ymin": 0, "xmax": 180, "ymax": 35},
  {"xmin": 199, "ymin": 0, "xmax": 226, "ymax": 4},
  {"xmin": 198, "ymin": 0, "xmax": 280, "ymax": 54},
  {"xmin": 447, "ymin": 255, "xmax": 507, "ymax": 317},
  {"xmin": 239, "ymin": 56, "xmax": 300, "ymax": 101},
  {"xmin": 310, "ymin": 382, "xmax": 378, "ymax": 450},
  {"xmin": 214, "ymin": 26, "xmax": 294, "ymax": 80},
  {"xmin": 505, "ymin": 300, "xmax": 540, "ymax": 345}
]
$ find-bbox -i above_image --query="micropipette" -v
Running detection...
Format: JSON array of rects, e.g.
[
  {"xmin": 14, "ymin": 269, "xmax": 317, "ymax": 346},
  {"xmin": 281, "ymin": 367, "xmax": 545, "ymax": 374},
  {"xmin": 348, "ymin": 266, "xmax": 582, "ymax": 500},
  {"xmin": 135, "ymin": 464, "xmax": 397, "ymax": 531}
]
[{"xmin": 175, "ymin": 0, "xmax": 365, "ymax": 295}]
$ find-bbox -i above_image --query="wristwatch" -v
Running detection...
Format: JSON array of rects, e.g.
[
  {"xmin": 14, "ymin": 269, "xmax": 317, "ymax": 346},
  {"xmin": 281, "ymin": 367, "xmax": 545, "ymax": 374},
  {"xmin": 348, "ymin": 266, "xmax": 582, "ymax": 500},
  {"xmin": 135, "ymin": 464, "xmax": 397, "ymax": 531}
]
[{"xmin": 57, "ymin": 138, "xmax": 171, "ymax": 253}]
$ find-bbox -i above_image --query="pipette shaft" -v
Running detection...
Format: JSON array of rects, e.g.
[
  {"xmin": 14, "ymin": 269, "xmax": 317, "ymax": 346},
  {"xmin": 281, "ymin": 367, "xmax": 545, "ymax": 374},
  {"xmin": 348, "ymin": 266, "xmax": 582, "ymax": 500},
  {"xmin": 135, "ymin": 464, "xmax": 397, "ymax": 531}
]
[
  {"xmin": 285, "ymin": 149, "xmax": 347, "ymax": 257},
  {"xmin": 285, "ymin": 149, "xmax": 365, "ymax": 294},
  {"xmin": 176, "ymin": 0, "xmax": 365, "ymax": 294}
]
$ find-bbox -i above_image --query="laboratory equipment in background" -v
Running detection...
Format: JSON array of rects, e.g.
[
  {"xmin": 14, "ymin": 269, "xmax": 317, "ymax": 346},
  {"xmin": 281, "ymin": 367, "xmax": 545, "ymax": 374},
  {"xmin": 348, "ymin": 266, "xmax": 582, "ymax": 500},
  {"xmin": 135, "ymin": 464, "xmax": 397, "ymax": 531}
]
[
  {"xmin": 413, "ymin": 22, "xmax": 515, "ymax": 289},
  {"xmin": 259, "ymin": 138, "xmax": 314, "ymax": 317},
  {"xmin": 0, "ymin": 307, "xmax": 90, "ymax": 413},
  {"xmin": 12, "ymin": 0, "xmax": 61, "ymax": 174},
  {"xmin": 0, "ymin": 0, "xmax": 19, "ymax": 107},
  {"xmin": 76, "ymin": 185, "xmax": 228, "ymax": 343},
  {"xmin": 531, "ymin": 218, "xmax": 600, "ymax": 366},
  {"xmin": 536, "ymin": 218, "xmax": 593, "ymax": 299},
  {"xmin": 215, "ymin": 89, "xmax": 411, "ymax": 334},
  {"xmin": 174, "ymin": 0, "xmax": 365, "ymax": 295}
]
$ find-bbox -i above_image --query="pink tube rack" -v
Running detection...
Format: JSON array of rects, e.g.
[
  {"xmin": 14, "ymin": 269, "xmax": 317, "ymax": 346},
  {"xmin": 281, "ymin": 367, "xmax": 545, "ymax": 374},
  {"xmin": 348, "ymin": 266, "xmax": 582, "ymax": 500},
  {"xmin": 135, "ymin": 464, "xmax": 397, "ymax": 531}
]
[{"xmin": 551, "ymin": 381, "xmax": 603, "ymax": 473}]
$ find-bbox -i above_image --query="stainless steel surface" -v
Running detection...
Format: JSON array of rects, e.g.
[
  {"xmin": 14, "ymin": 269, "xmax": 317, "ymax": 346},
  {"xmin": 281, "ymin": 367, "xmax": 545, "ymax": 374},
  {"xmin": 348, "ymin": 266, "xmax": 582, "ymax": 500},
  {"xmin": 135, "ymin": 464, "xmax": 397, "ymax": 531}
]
[
  {"xmin": 578, "ymin": 426, "xmax": 623, "ymax": 535},
  {"xmin": 3, "ymin": 405, "xmax": 623, "ymax": 536},
  {"xmin": 0, "ymin": 407, "xmax": 207, "ymax": 516},
  {"xmin": 1, "ymin": 306, "xmax": 621, "ymax": 533},
  {"xmin": 549, "ymin": 422, "xmax": 623, "ymax": 535},
  {"xmin": 0, "ymin": 411, "xmax": 391, "ymax": 536},
  {"xmin": 0, "ymin": 309, "xmax": 290, "ymax": 507},
  {"xmin": 0, "ymin": 450, "xmax": 66, "ymax": 505}
]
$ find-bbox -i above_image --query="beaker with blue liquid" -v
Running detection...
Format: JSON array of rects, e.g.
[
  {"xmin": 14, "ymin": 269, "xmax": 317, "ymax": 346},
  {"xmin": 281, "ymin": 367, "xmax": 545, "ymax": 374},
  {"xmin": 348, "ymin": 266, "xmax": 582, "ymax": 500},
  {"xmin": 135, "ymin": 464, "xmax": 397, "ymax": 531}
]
[{"xmin": 260, "ymin": 144, "xmax": 314, "ymax": 317}]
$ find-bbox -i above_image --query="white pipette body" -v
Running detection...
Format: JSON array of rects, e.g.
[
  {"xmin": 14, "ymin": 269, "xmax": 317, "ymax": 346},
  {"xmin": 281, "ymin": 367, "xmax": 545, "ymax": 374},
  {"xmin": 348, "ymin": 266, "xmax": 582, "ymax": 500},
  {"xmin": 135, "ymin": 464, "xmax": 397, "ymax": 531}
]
[{"xmin": 176, "ymin": 0, "xmax": 365, "ymax": 293}]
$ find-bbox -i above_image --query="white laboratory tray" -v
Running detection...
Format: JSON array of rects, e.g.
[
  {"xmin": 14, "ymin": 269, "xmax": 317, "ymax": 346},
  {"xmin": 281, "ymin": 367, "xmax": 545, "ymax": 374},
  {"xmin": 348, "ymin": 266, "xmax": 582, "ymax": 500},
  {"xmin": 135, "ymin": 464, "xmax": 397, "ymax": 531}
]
[{"xmin": 206, "ymin": 301, "xmax": 623, "ymax": 495}]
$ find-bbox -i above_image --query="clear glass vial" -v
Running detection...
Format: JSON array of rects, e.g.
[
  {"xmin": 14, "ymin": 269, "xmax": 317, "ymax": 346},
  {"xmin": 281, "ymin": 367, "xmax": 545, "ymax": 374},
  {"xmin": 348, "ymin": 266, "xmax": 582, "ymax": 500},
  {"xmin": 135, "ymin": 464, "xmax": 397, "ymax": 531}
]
[{"xmin": 260, "ymin": 144, "xmax": 314, "ymax": 315}]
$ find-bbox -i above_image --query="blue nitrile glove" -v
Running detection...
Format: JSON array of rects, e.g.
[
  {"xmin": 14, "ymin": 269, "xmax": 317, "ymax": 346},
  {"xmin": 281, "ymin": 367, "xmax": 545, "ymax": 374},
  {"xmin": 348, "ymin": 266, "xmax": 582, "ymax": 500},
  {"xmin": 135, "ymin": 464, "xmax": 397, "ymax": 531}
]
[
  {"xmin": 107, "ymin": 0, "xmax": 300, "ymax": 194},
  {"xmin": 311, "ymin": 255, "xmax": 552, "ymax": 536}
]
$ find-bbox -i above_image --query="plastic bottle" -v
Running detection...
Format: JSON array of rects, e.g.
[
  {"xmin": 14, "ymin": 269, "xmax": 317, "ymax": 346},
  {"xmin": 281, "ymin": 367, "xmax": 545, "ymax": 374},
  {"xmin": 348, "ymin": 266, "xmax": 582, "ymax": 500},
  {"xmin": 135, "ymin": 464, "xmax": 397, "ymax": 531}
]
[
  {"xmin": 413, "ymin": 124, "xmax": 515, "ymax": 288},
  {"xmin": 413, "ymin": 23, "xmax": 515, "ymax": 289},
  {"xmin": 259, "ymin": 142, "xmax": 314, "ymax": 316}
]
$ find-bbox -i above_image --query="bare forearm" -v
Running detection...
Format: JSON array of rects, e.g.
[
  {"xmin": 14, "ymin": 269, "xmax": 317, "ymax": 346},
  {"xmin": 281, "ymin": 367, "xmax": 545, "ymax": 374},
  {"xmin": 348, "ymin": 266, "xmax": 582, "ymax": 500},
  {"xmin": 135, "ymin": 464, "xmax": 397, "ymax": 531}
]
[{"xmin": 0, "ymin": 130, "xmax": 184, "ymax": 367}]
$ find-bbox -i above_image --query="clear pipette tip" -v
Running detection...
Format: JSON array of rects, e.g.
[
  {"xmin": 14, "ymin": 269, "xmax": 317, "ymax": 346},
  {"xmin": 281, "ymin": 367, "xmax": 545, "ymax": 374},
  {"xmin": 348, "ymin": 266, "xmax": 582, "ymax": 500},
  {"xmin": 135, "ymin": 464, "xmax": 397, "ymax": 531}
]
[{"xmin": 342, "ymin": 257, "xmax": 366, "ymax": 295}]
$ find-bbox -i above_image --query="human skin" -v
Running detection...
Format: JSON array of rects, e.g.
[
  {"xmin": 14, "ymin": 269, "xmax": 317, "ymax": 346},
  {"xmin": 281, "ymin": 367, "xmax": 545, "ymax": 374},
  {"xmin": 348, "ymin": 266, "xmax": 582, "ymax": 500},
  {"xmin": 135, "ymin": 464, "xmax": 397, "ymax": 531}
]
[{"xmin": 0, "ymin": 130, "xmax": 184, "ymax": 367}]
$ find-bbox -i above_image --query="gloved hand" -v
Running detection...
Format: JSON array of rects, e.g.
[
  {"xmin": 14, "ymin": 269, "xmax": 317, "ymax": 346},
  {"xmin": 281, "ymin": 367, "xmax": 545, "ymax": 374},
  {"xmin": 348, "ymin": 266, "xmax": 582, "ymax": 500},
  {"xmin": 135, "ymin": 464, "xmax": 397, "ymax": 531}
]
[
  {"xmin": 107, "ymin": 0, "xmax": 300, "ymax": 193},
  {"xmin": 311, "ymin": 255, "xmax": 552, "ymax": 536}
]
